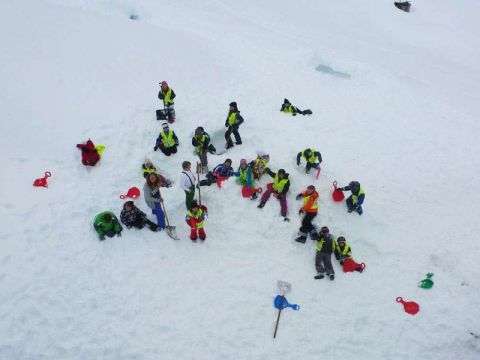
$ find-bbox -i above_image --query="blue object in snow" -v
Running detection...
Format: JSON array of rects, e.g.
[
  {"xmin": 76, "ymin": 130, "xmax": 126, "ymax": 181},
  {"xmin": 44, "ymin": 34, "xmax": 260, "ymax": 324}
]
[{"xmin": 274, "ymin": 295, "xmax": 300, "ymax": 311}]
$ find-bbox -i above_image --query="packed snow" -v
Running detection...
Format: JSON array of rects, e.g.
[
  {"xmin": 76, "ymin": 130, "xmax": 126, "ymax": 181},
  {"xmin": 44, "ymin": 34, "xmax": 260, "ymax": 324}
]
[{"xmin": 1, "ymin": 0, "xmax": 479, "ymax": 359}]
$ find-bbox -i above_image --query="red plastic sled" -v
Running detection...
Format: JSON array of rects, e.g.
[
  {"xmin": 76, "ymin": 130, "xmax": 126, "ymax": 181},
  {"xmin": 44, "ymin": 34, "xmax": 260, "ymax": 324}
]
[
  {"xmin": 396, "ymin": 297, "xmax": 420, "ymax": 315},
  {"xmin": 120, "ymin": 186, "xmax": 140, "ymax": 199},
  {"xmin": 342, "ymin": 258, "xmax": 366, "ymax": 273},
  {"xmin": 33, "ymin": 171, "xmax": 52, "ymax": 188},
  {"xmin": 332, "ymin": 181, "xmax": 345, "ymax": 202},
  {"xmin": 241, "ymin": 186, "xmax": 263, "ymax": 198}
]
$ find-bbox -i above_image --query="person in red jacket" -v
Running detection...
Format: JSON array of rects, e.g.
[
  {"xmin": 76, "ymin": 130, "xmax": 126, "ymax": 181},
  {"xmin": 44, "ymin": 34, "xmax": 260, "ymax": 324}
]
[
  {"xmin": 295, "ymin": 185, "xmax": 319, "ymax": 243},
  {"xmin": 76, "ymin": 139, "xmax": 100, "ymax": 166}
]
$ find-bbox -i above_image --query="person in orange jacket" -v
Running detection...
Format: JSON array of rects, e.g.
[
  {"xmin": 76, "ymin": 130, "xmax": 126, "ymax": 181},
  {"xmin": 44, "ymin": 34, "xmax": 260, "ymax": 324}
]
[
  {"xmin": 295, "ymin": 185, "xmax": 319, "ymax": 243},
  {"xmin": 185, "ymin": 200, "xmax": 208, "ymax": 242}
]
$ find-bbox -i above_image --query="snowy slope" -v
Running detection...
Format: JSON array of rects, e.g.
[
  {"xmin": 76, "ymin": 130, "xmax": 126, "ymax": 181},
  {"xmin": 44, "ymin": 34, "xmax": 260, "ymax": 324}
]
[{"xmin": 1, "ymin": 0, "xmax": 480, "ymax": 359}]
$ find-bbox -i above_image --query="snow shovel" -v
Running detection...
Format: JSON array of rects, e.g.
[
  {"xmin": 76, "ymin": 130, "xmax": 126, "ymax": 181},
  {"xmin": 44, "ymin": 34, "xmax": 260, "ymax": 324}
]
[
  {"xmin": 273, "ymin": 295, "xmax": 300, "ymax": 338},
  {"xmin": 332, "ymin": 181, "xmax": 345, "ymax": 202},
  {"xmin": 158, "ymin": 188, "xmax": 179, "ymax": 240}
]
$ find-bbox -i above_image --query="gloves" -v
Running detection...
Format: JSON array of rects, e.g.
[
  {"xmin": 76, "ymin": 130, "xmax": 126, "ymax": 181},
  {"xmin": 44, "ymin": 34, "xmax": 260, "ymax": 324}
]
[{"xmin": 154, "ymin": 145, "xmax": 158, "ymax": 151}]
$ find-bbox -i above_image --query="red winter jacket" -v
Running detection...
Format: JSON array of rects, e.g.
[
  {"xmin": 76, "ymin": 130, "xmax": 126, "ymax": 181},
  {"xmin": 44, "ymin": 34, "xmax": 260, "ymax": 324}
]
[{"xmin": 76, "ymin": 139, "xmax": 100, "ymax": 166}]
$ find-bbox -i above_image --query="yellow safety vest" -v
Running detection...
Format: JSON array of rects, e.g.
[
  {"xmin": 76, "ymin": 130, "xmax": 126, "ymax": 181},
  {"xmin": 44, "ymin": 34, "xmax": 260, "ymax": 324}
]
[
  {"xmin": 336, "ymin": 243, "xmax": 352, "ymax": 256},
  {"xmin": 272, "ymin": 174, "xmax": 288, "ymax": 193},
  {"xmin": 283, "ymin": 104, "xmax": 294, "ymax": 113},
  {"xmin": 187, "ymin": 208, "xmax": 205, "ymax": 228},
  {"xmin": 163, "ymin": 88, "xmax": 174, "ymax": 106},
  {"xmin": 227, "ymin": 112, "xmax": 238, "ymax": 126},
  {"xmin": 352, "ymin": 187, "xmax": 365, "ymax": 205},
  {"xmin": 303, "ymin": 149, "xmax": 319, "ymax": 164},
  {"xmin": 160, "ymin": 129, "xmax": 176, "ymax": 147}
]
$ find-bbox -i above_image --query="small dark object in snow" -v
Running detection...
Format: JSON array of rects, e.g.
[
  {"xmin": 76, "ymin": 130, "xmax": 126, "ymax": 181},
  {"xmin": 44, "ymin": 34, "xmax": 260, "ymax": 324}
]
[
  {"xmin": 394, "ymin": 2, "xmax": 411, "ymax": 13},
  {"xmin": 470, "ymin": 332, "xmax": 480, "ymax": 339},
  {"xmin": 129, "ymin": 14, "xmax": 139, "ymax": 20}
]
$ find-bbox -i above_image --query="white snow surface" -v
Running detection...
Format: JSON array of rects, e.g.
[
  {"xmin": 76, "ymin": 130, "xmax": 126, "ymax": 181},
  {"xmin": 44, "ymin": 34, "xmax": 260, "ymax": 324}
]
[{"xmin": 1, "ymin": 0, "xmax": 480, "ymax": 359}]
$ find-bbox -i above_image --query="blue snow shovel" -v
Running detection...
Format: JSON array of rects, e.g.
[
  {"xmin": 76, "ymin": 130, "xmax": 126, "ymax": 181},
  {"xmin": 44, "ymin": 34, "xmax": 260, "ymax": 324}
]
[{"xmin": 273, "ymin": 295, "xmax": 300, "ymax": 338}]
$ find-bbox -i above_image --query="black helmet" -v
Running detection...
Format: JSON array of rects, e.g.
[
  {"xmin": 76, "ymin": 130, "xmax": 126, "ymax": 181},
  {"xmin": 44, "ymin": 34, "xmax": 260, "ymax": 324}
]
[
  {"xmin": 320, "ymin": 226, "xmax": 329, "ymax": 234},
  {"xmin": 349, "ymin": 181, "xmax": 360, "ymax": 192},
  {"xmin": 278, "ymin": 168, "xmax": 286, "ymax": 175},
  {"xmin": 304, "ymin": 148, "xmax": 312, "ymax": 157},
  {"xmin": 337, "ymin": 236, "xmax": 346, "ymax": 243},
  {"xmin": 195, "ymin": 127, "xmax": 204, "ymax": 136}
]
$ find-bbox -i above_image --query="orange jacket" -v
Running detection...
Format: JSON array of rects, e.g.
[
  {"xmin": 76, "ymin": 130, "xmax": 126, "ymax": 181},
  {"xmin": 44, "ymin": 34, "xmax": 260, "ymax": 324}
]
[{"xmin": 301, "ymin": 191, "xmax": 319, "ymax": 213}]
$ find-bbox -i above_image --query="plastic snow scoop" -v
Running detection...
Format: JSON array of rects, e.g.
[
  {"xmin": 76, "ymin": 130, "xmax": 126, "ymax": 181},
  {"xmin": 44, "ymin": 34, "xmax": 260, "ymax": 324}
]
[
  {"xmin": 241, "ymin": 185, "xmax": 263, "ymax": 198},
  {"xmin": 396, "ymin": 297, "xmax": 420, "ymax": 315},
  {"xmin": 158, "ymin": 187, "xmax": 179, "ymax": 240},
  {"xmin": 119, "ymin": 187, "xmax": 140, "ymax": 199},
  {"xmin": 419, "ymin": 273, "xmax": 434, "ymax": 289},
  {"xmin": 332, "ymin": 181, "xmax": 345, "ymax": 202},
  {"xmin": 33, "ymin": 171, "xmax": 52, "ymax": 188},
  {"xmin": 273, "ymin": 295, "xmax": 300, "ymax": 339},
  {"xmin": 95, "ymin": 144, "xmax": 106, "ymax": 156},
  {"xmin": 342, "ymin": 258, "xmax": 366, "ymax": 273}
]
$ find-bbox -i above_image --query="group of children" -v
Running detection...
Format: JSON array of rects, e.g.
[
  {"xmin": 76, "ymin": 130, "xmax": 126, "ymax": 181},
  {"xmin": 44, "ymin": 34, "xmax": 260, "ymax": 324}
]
[{"xmin": 83, "ymin": 81, "xmax": 366, "ymax": 279}]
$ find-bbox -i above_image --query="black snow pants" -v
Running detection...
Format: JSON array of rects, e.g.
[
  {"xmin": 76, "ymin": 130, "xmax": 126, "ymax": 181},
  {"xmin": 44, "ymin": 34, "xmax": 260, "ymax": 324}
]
[{"xmin": 315, "ymin": 252, "xmax": 334, "ymax": 275}]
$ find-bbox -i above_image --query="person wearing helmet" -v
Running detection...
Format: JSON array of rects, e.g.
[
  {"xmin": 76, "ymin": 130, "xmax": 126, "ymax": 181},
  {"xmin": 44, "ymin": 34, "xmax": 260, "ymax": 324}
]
[
  {"xmin": 199, "ymin": 159, "xmax": 237, "ymax": 187},
  {"xmin": 185, "ymin": 200, "xmax": 208, "ymax": 242},
  {"xmin": 192, "ymin": 127, "xmax": 216, "ymax": 173},
  {"xmin": 225, "ymin": 101, "xmax": 244, "ymax": 149},
  {"xmin": 314, "ymin": 226, "xmax": 335, "ymax": 280},
  {"xmin": 296, "ymin": 148, "xmax": 322, "ymax": 174},
  {"xmin": 252, "ymin": 152, "xmax": 270, "ymax": 180},
  {"xmin": 257, "ymin": 167, "xmax": 290, "ymax": 221},
  {"xmin": 336, "ymin": 181, "xmax": 365, "ymax": 215},
  {"xmin": 334, "ymin": 236, "xmax": 364, "ymax": 273},
  {"xmin": 158, "ymin": 81, "xmax": 176, "ymax": 123},
  {"xmin": 295, "ymin": 185, "xmax": 319, "ymax": 243},
  {"xmin": 280, "ymin": 98, "xmax": 312, "ymax": 116},
  {"xmin": 154, "ymin": 122, "xmax": 179, "ymax": 156}
]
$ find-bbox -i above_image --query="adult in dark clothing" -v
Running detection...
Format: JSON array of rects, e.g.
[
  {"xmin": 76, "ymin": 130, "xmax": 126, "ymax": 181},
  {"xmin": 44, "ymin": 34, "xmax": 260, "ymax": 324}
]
[
  {"xmin": 154, "ymin": 122, "xmax": 179, "ymax": 156},
  {"xmin": 192, "ymin": 127, "xmax": 216, "ymax": 173},
  {"xmin": 199, "ymin": 159, "xmax": 238, "ymax": 186},
  {"xmin": 158, "ymin": 81, "xmax": 176, "ymax": 123},
  {"xmin": 257, "ymin": 168, "xmax": 290, "ymax": 221},
  {"xmin": 120, "ymin": 201, "xmax": 158, "ymax": 231},
  {"xmin": 337, "ymin": 181, "xmax": 365, "ymax": 215},
  {"xmin": 296, "ymin": 148, "xmax": 322, "ymax": 174},
  {"xmin": 280, "ymin": 98, "xmax": 312, "ymax": 116},
  {"xmin": 314, "ymin": 226, "xmax": 335, "ymax": 280},
  {"xmin": 76, "ymin": 139, "xmax": 100, "ymax": 166},
  {"xmin": 224, "ymin": 101, "xmax": 244, "ymax": 149}
]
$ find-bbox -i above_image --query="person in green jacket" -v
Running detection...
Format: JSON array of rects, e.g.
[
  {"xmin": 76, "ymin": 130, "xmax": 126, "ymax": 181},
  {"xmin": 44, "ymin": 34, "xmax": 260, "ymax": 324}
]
[{"xmin": 93, "ymin": 211, "xmax": 123, "ymax": 240}]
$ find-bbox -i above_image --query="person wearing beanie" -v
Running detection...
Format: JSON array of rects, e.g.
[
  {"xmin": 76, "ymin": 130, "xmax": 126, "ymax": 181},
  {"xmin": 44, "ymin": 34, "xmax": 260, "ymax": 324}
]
[
  {"xmin": 93, "ymin": 211, "xmax": 123, "ymax": 241},
  {"xmin": 199, "ymin": 159, "xmax": 238, "ymax": 187},
  {"xmin": 336, "ymin": 181, "xmax": 365, "ymax": 215},
  {"xmin": 154, "ymin": 122, "xmax": 179, "ymax": 156},
  {"xmin": 296, "ymin": 148, "xmax": 322, "ymax": 174},
  {"xmin": 314, "ymin": 226, "xmax": 335, "ymax": 280},
  {"xmin": 295, "ymin": 185, "xmax": 319, "ymax": 243},
  {"xmin": 257, "ymin": 167, "xmax": 290, "ymax": 221},
  {"xmin": 280, "ymin": 98, "xmax": 312, "ymax": 116},
  {"xmin": 192, "ymin": 126, "xmax": 216, "ymax": 173},
  {"xmin": 158, "ymin": 81, "xmax": 176, "ymax": 123},
  {"xmin": 120, "ymin": 201, "xmax": 158, "ymax": 232},
  {"xmin": 185, "ymin": 200, "xmax": 208, "ymax": 242},
  {"xmin": 224, "ymin": 101, "xmax": 244, "ymax": 149}
]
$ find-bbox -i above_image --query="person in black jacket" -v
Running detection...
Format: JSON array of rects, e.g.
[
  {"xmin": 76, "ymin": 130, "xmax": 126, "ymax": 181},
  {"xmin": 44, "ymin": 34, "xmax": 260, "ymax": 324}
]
[
  {"xmin": 225, "ymin": 101, "xmax": 244, "ymax": 149},
  {"xmin": 280, "ymin": 98, "xmax": 312, "ymax": 116},
  {"xmin": 120, "ymin": 201, "xmax": 158, "ymax": 231},
  {"xmin": 257, "ymin": 168, "xmax": 290, "ymax": 221},
  {"xmin": 192, "ymin": 127, "xmax": 216, "ymax": 173},
  {"xmin": 336, "ymin": 181, "xmax": 365, "ymax": 215},
  {"xmin": 314, "ymin": 226, "xmax": 335, "ymax": 280}
]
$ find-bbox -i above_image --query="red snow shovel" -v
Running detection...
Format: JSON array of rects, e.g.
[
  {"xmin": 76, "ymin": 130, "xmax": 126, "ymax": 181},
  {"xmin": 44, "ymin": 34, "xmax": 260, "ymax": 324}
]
[
  {"xmin": 241, "ymin": 186, "xmax": 263, "ymax": 198},
  {"xmin": 396, "ymin": 297, "xmax": 420, "ymax": 315},
  {"xmin": 332, "ymin": 181, "xmax": 345, "ymax": 202},
  {"xmin": 342, "ymin": 258, "xmax": 366, "ymax": 273},
  {"xmin": 120, "ymin": 186, "xmax": 140, "ymax": 199},
  {"xmin": 33, "ymin": 171, "xmax": 52, "ymax": 188}
]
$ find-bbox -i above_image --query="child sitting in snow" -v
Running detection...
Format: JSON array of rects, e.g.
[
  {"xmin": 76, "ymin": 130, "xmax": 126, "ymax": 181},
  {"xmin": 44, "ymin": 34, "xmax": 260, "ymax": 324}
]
[
  {"xmin": 76, "ymin": 139, "xmax": 100, "ymax": 166},
  {"xmin": 280, "ymin": 98, "xmax": 312, "ymax": 116},
  {"xmin": 93, "ymin": 211, "xmax": 123, "ymax": 240},
  {"xmin": 120, "ymin": 201, "xmax": 158, "ymax": 232}
]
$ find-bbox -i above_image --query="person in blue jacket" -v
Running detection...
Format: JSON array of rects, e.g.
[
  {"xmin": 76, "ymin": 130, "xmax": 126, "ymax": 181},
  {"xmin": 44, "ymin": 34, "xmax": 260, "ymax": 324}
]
[
  {"xmin": 199, "ymin": 159, "xmax": 238, "ymax": 186},
  {"xmin": 336, "ymin": 181, "xmax": 365, "ymax": 215}
]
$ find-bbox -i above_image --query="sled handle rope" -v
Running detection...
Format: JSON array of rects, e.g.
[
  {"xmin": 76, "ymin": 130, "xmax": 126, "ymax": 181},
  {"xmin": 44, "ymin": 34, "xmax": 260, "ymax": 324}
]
[{"xmin": 44, "ymin": 171, "xmax": 52, "ymax": 178}]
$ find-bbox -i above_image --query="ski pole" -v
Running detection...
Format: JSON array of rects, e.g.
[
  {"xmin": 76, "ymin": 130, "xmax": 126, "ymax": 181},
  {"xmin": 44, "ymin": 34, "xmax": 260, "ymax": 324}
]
[{"xmin": 273, "ymin": 308, "xmax": 282, "ymax": 338}]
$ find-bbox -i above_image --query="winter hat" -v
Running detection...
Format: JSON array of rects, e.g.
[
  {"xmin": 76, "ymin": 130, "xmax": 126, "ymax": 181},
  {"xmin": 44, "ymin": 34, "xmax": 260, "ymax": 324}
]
[
  {"xmin": 283, "ymin": 98, "xmax": 290, "ymax": 104},
  {"xmin": 278, "ymin": 169, "xmax": 286, "ymax": 176},
  {"xmin": 195, "ymin": 127, "xmax": 204, "ymax": 136},
  {"xmin": 337, "ymin": 236, "xmax": 346, "ymax": 243},
  {"xmin": 304, "ymin": 148, "xmax": 312, "ymax": 157},
  {"xmin": 124, "ymin": 200, "xmax": 134, "ymax": 209},
  {"xmin": 160, "ymin": 81, "xmax": 168, "ymax": 87},
  {"xmin": 161, "ymin": 122, "xmax": 169, "ymax": 128},
  {"xmin": 307, "ymin": 185, "xmax": 316, "ymax": 191},
  {"xmin": 229, "ymin": 101, "xmax": 237, "ymax": 109},
  {"xmin": 320, "ymin": 226, "xmax": 329, "ymax": 234}
]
